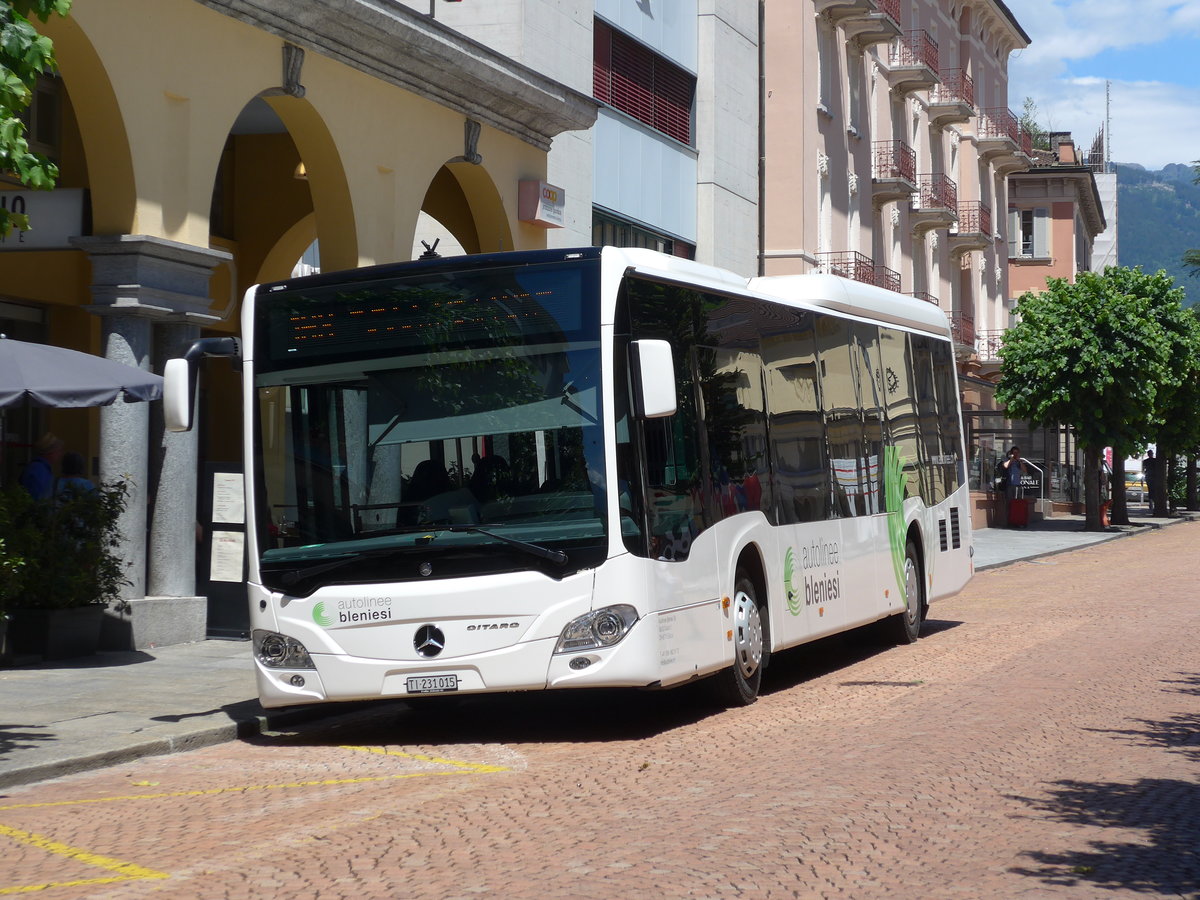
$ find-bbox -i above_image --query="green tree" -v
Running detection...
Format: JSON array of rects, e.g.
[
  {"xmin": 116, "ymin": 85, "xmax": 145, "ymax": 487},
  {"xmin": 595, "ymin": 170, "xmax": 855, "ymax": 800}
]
[
  {"xmin": 1148, "ymin": 304, "xmax": 1200, "ymax": 512},
  {"xmin": 1103, "ymin": 268, "xmax": 1196, "ymax": 520},
  {"xmin": 1017, "ymin": 96, "xmax": 1051, "ymax": 151},
  {"xmin": 1185, "ymin": 159, "xmax": 1200, "ymax": 279},
  {"xmin": 0, "ymin": 0, "xmax": 72, "ymax": 236},
  {"xmin": 995, "ymin": 268, "xmax": 1175, "ymax": 530}
]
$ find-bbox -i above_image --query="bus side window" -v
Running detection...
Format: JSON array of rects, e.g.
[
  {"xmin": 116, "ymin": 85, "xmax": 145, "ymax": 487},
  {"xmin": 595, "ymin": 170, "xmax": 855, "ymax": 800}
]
[
  {"xmin": 764, "ymin": 313, "xmax": 827, "ymax": 524},
  {"xmin": 701, "ymin": 343, "xmax": 768, "ymax": 521},
  {"xmin": 878, "ymin": 328, "xmax": 921, "ymax": 504},
  {"xmin": 640, "ymin": 371, "xmax": 705, "ymax": 561}
]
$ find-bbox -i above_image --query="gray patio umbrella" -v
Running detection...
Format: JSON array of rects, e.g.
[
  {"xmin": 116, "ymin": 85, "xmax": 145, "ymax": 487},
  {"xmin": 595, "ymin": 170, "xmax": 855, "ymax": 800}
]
[{"xmin": 0, "ymin": 335, "xmax": 163, "ymax": 408}]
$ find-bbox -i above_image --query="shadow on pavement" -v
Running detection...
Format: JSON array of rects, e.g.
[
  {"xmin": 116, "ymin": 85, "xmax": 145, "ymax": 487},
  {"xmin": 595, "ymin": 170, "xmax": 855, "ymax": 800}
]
[
  {"xmin": 0, "ymin": 724, "xmax": 57, "ymax": 761},
  {"xmin": 1007, "ymin": 672, "xmax": 1200, "ymax": 895}
]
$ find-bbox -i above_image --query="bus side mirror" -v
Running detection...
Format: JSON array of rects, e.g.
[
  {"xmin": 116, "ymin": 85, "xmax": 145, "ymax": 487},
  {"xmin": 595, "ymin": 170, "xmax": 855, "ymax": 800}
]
[
  {"xmin": 163, "ymin": 336, "xmax": 241, "ymax": 433},
  {"xmin": 163, "ymin": 357, "xmax": 194, "ymax": 432},
  {"xmin": 630, "ymin": 339, "xmax": 677, "ymax": 418}
]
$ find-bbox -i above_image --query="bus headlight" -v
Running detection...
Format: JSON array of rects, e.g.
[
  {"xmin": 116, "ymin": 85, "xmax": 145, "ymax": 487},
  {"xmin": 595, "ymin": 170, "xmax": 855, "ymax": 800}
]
[
  {"xmin": 253, "ymin": 629, "xmax": 316, "ymax": 669},
  {"xmin": 554, "ymin": 605, "xmax": 638, "ymax": 654}
]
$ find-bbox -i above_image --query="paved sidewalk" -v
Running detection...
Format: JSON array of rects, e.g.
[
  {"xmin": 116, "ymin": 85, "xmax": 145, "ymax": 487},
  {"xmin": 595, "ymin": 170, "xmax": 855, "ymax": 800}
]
[{"xmin": 1, "ymin": 509, "xmax": 1193, "ymax": 789}]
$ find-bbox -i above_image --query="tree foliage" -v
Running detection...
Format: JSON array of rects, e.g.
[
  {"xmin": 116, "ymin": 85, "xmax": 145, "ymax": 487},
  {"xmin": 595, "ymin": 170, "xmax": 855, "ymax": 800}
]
[
  {"xmin": 0, "ymin": 0, "xmax": 71, "ymax": 236},
  {"xmin": 995, "ymin": 267, "xmax": 1190, "ymax": 529},
  {"xmin": 1185, "ymin": 159, "xmax": 1200, "ymax": 280}
]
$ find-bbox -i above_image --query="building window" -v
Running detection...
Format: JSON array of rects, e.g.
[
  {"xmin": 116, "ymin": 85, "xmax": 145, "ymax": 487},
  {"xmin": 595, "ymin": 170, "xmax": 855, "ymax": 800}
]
[
  {"xmin": 592, "ymin": 209, "xmax": 694, "ymax": 258},
  {"xmin": 593, "ymin": 19, "xmax": 695, "ymax": 145},
  {"xmin": 1009, "ymin": 207, "xmax": 1049, "ymax": 258}
]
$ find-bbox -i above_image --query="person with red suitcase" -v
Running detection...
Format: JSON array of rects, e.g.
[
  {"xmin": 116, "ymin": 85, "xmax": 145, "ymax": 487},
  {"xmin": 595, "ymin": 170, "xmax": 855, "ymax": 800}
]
[{"xmin": 1001, "ymin": 445, "xmax": 1030, "ymax": 528}]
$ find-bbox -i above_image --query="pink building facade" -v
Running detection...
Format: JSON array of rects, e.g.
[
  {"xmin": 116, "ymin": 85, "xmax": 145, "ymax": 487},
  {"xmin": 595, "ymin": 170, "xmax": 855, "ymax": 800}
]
[{"xmin": 762, "ymin": 0, "xmax": 1031, "ymax": 375}]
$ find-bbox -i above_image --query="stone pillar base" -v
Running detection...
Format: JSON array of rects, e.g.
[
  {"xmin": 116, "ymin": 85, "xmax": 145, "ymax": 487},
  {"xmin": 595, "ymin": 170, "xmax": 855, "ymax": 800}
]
[{"xmin": 101, "ymin": 596, "xmax": 208, "ymax": 651}]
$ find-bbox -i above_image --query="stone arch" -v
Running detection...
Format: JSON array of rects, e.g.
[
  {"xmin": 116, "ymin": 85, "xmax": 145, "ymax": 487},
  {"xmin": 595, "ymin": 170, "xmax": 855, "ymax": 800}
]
[
  {"xmin": 259, "ymin": 213, "xmax": 318, "ymax": 284},
  {"xmin": 263, "ymin": 95, "xmax": 358, "ymax": 272},
  {"xmin": 210, "ymin": 94, "xmax": 355, "ymax": 291},
  {"xmin": 40, "ymin": 14, "xmax": 135, "ymax": 234},
  {"xmin": 420, "ymin": 161, "xmax": 514, "ymax": 256}
]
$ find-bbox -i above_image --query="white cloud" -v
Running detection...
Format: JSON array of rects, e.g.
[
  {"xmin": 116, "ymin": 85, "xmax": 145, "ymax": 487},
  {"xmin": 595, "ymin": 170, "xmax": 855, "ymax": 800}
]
[
  {"xmin": 1008, "ymin": 74, "xmax": 1200, "ymax": 168},
  {"xmin": 1005, "ymin": 0, "xmax": 1200, "ymax": 67},
  {"xmin": 1001, "ymin": 0, "xmax": 1200, "ymax": 167}
]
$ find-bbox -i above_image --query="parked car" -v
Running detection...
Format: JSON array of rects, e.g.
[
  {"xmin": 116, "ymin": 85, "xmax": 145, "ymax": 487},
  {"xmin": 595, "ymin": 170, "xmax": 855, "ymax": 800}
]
[{"xmin": 1125, "ymin": 471, "xmax": 1148, "ymax": 503}]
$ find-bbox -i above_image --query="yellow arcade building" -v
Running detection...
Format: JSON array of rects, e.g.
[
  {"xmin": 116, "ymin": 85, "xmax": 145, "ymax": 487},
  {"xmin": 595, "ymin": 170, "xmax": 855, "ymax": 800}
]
[{"xmin": 0, "ymin": 0, "xmax": 596, "ymax": 646}]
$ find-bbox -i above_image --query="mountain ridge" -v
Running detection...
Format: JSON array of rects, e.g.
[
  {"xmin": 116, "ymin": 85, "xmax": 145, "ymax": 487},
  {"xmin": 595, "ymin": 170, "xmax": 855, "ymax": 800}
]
[{"xmin": 1114, "ymin": 162, "xmax": 1200, "ymax": 305}]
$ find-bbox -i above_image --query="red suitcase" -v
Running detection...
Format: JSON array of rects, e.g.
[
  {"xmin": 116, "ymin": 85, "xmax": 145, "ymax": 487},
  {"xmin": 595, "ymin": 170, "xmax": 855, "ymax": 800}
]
[{"xmin": 1007, "ymin": 497, "xmax": 1029, "ymax": 528}]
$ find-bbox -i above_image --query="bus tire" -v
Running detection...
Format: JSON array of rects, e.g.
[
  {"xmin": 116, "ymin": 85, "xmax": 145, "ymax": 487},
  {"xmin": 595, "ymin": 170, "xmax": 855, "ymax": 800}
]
[
  {"xmin": 710, "ymin": 572, "xmax": 766, "ymax": 706},
  {"xmin": 887, "ymin": 540, "xmax": 924, "ymax": 645}
]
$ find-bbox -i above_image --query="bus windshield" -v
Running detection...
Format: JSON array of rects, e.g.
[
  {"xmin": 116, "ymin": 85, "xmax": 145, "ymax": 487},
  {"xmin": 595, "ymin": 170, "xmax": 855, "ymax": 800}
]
[{"xmin": 251, "ymin": 257, "xmax": 606, "ymax": 592}]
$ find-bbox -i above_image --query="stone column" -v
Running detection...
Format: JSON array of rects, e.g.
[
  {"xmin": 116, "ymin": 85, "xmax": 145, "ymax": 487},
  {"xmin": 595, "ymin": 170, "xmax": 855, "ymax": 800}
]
[
  {"xmin": 73, "ymin": 235, "xmax": 230, "ymax": 649},
  {"xmin": 97, "ymin": 314, "xmax": 153, "ymax": 599},
  {"xmin": 149, "ymin": 321, "xmax": 201, "ymax": 597}
]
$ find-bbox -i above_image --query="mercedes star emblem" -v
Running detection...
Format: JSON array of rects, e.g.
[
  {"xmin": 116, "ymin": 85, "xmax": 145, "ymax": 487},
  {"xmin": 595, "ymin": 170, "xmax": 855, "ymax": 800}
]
[{"xmin": 414, "ymin": 624, "xmax": 446, "ymax": 658}]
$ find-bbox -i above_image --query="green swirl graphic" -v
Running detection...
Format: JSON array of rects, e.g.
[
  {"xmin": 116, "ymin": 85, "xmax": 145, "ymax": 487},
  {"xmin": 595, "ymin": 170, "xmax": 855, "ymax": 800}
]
[
  {"xmin": 784, "ymin": 547, "xmax": 801, "ymax": 616},
  {"xmin": 884, "ymin": 446, "xmax": 908, "ymax": 605},
  {"xmin": 312, "ymin": 601, "xmax": 334, "ymax": 627}
]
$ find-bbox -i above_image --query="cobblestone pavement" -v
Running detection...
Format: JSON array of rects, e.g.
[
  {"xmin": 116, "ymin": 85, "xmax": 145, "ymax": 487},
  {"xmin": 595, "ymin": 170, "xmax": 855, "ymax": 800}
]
[{"xmin": 1, "ymin": 523, "xmax": 1197, "ymax": 900}]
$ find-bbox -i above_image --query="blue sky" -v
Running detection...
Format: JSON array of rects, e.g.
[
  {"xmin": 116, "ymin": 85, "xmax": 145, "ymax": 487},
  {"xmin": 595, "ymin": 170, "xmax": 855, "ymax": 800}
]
[{"xmin": 1003, "ymin": 0, "xmax": 1200, "ymax": 169}]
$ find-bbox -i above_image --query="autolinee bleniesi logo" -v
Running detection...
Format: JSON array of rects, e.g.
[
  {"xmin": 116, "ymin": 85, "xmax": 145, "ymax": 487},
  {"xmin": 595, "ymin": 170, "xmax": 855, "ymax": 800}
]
[
  {"xmin": 312, "ymin": 597, "xmax": 394, "ymax": 627},
  {"xmin": 784, "ymin": 548, "xmax": 801, "ymax": 616}
]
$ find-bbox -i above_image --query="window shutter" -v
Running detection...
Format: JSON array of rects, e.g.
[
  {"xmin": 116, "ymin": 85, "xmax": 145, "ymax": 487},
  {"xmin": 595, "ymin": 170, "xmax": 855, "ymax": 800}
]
[
  {"xmin": 1033, "ymin": 207, "xmax": 1049, "ymax": 258},
  {"xmin": 1007, "ymin": 208, "xmax": 1019, "ymax": 258}
]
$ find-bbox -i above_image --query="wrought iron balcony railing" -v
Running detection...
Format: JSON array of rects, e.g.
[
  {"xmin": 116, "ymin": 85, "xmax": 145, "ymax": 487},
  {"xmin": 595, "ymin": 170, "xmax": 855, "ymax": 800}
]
[
  {"xmin": 891, "ymin": 29, "xmax": 938, "ymax": 70},
  {"xmin": 955, "ymin": 201, "xmax": 992, "ymax": 235},
  {"xmin": 915, "ymin": 173, "xmax": 957, "ymax": 211},
  {"xmin": 930, "ymin": 68, "xmax": 974, "ymax": 108},
  {"xmin": 816, "ymin": 251, "xmax": 901, "ymax": 293},
  {"xmin": 976, "ymin": 329, "xmax": 1005, "ymax": 361},
  {"xmin": 907, "ymin": 291, "xmax": 938, "ymax": 306},
  {"xmin": 873, "ymin": 140, "xmax": 916, "ymax": 182},
  {"xmin": 949, "ymin": 313, "xmax": 976, "ymax": 347},
  {"xmin": 979, "ymin": 107, "xmax": 1020, "ymax": 143}
]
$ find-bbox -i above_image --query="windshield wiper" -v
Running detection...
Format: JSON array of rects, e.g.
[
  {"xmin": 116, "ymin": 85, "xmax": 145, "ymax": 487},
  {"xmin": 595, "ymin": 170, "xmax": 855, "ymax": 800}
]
[
  {"xmin": 274, "ymin": 545, "xmax": 408, "ymax": 589},
  {"xmin": 271, "ymin": 525, "xmax": 568, "ymax": 590},
  {"xmin": 417, "ymin": 525, "xmax": 568, "ymax": 565}
]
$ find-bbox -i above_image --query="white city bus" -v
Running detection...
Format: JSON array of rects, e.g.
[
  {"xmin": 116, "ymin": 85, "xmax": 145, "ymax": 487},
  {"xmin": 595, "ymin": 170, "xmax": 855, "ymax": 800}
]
[{"xmin": 166, "ymin": 246, "xmax": 973, "ymax": 708}]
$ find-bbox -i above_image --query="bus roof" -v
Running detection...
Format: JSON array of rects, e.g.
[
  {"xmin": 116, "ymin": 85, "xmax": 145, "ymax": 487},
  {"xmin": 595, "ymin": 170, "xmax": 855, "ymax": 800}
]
[{"xmin": 605, "ymin": 247, "xmax": 952, "ymax": 338}]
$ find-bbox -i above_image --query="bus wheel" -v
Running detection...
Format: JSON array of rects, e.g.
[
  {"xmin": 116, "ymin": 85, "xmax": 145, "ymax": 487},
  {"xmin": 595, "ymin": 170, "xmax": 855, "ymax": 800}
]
[
  {"xmin": 888, "ymin": 540, "xmax": 924, "ymax": 645},
  {"xmin": 710, "ymin": 574, "xmax": 765, "ymax": 706}
]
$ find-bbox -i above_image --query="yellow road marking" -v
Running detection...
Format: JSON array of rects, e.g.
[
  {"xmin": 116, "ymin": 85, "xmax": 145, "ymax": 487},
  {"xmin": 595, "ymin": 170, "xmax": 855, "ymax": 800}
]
[
  {"xmin": 0, "ymin": 745, "xmax": 506, "ymax": 893},
  {"xmin": 0, "ymin": 748, "xmax": 505, "ymax": 813},
  {"xmin": 0, "ymin": 823, "xmax": 169, "ymax": 895}
]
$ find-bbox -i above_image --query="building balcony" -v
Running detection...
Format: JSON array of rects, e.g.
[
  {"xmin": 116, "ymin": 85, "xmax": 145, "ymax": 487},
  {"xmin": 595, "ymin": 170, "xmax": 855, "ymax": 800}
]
[
  {"xmin": 949, "ymin": 313, "xmax": 976, "ymax": 348},
  {"xmin": 872, "ymin": 140, "xmax": 917, "ymax": 203},
  {"xmin": 907, "ymin": 291, "xmax": 939, "ymax": 306},
  {"xmin": 977, "ymin": 107, "xmax": 1031, "ymax": 173},
  {"xmin": 816, "ymin": 251, "xmax": 901, "ymax": 293},
  {"xmin": 887, "ymin": 30, "xmax": 939, "ymax": 95},
  {"xmin": 910, "ymin": 173, "xmax": 957, "ymax": 233},
  {"xmin": 817, "ymin": 0, "xmax": 901, "ymax": 46},
  {"xmin": 976, "ymin": 328, "xmax": 1005, "ymax": 362},
  {"xmin": 948, "ymin": 201, "xmax": 992, "ymax": 252},
  {"xmin": 928, "ymin": 69, "xmax": 975, "ymax": 127}
]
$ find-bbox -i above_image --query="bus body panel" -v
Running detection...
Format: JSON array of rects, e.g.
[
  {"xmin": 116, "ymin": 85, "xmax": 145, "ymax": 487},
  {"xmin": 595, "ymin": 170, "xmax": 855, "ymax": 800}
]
[{"xmin": 233, "ymin": 246, "xmax": 974, "ymax": 710}]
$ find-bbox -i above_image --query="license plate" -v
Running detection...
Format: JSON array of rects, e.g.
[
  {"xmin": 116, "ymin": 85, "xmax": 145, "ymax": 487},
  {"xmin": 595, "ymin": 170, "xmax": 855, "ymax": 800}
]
[{"xmin": 405, "ymin": 674, "xmax": 459, "ymax": 694}]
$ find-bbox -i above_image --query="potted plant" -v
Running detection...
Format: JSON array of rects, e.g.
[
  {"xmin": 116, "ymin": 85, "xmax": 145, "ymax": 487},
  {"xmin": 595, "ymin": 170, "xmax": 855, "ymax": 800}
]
[
  {"xmin": 1, "ymin": 480, "xmax": 130, "ymax": 661},
  {"xmin": 0, "ymin": 535, "xmax": 23, "ymax": 665}
]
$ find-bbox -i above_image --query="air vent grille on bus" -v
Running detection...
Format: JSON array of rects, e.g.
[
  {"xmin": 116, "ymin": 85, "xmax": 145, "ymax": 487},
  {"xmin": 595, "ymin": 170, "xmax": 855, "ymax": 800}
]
[
  {"xmin": 950, "ymin": 508, "xmax": 962, "ymax": 549},
  {"xmin": 939, "ymin": 518, "xmax": 948, "ymax": 552}
]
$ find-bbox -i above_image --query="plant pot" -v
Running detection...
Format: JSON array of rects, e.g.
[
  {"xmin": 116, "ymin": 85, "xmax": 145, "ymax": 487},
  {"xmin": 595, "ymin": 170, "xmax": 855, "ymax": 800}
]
[{"xmin": 7, "ymin": 606, "xmax": 104, "ymax": 661}]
